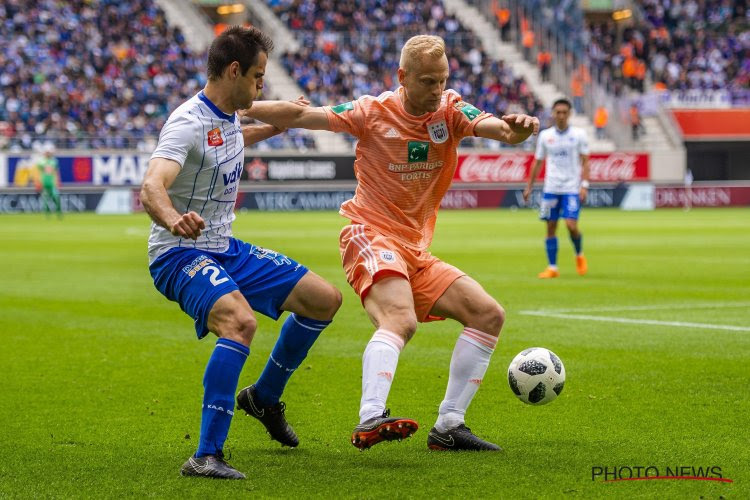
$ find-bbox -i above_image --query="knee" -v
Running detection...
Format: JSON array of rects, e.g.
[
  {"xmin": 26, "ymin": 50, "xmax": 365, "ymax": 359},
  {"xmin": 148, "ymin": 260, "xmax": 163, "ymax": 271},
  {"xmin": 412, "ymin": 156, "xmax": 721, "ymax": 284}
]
[
  {"xmin": 476, "ymin": 301, "xmax": 505, "ymax": 337},
  {"xmin": 218, "ymin": 311, "xmax": 257, "ymax": 346},
  {"xmin": 383, "ymin": 311, "xmax": 418, "ymax": 343},
  {"xmin": 321, "ymin": 285, "xmax": 343, "ymax": 320},
  {"xmin": 306, "ymin": 283, "xmax": 343, "ymax": 322}
]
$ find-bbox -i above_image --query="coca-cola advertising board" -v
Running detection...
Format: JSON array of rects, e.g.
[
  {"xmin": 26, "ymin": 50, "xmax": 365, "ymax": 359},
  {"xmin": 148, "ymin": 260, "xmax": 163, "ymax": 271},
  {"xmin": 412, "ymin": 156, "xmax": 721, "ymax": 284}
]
[{"xmin": 453, "ymin": 152, "xmax": 650, "ymax": 183}]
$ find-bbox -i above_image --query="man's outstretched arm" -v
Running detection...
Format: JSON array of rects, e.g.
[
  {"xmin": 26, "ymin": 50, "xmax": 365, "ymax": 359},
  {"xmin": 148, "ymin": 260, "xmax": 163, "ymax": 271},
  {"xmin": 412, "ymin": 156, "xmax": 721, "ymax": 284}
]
[
  {"xmin": 242, "ymin": 123, "xmax": 285, "ymax": 145},
  {"xmin": 243, "ymin": 100, "xmax": 331, "ymax": 131},
  {"xmin": 474, "ymin": 114, "xmax": 540, "ymax": 145}
]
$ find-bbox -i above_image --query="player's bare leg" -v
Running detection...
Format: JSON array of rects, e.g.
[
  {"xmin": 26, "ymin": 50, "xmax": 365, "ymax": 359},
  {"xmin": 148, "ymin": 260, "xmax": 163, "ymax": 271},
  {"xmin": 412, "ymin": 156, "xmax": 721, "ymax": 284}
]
[
  {"xmin": 539, "ymin": 220, "xmax": 560, "ymax": 278},
  {"xmin": 350, "ymin": 276, "xmax": 419, "ymax": 450},
  {"xmin": 280, "ymin": 271, "xmax": 342, "ymax": 321},
  {"xmin": 565, "ymin": 219, "xmax": 587, "ymax": 276},
  {"xmin": 427, "ymin": 276, "xmax": 503, "ymax": 451},
  {"xmin": 237, "ymin": 272, "xmax": 341, "ymax": 447}
]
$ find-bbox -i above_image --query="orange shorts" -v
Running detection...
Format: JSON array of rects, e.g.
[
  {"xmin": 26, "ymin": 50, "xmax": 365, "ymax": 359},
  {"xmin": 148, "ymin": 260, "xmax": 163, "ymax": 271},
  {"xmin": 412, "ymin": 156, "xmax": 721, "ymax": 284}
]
[{"xmin": 339, "ymin": 223, "xmax": 465, "ymax": 322}]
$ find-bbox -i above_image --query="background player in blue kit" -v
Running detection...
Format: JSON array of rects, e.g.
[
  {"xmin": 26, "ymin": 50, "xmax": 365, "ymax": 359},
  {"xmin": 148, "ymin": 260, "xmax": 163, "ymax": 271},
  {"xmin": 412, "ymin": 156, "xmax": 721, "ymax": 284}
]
[
  {"xmin": 140, "ymin": 26, "xmax": 341, "ymax": 479},
  {"xmin": 523, "ymin": 98, "xmax": 590, "ymax": 279}
]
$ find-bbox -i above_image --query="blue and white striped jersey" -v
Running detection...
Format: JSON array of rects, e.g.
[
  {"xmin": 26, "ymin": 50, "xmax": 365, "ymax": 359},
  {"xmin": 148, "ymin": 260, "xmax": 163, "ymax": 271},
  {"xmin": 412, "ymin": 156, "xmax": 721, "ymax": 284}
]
[
  {"xmin": 148, "ymin": 91, "xmax": 244, "ymax": 263},
  {"xmin": 534, "ymin": 126, "xmax": 590, "ymax": 194}
]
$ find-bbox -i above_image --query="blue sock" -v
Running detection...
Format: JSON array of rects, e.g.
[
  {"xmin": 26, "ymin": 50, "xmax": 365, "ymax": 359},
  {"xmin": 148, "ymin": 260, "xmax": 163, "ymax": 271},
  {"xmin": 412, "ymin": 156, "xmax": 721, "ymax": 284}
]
[
  {"xmin": 195, "ymin": 338, "xmax": 249, "ymax": 458},
  {"xmin": 545, "ymin": 237, "xmax": 558, "ymax": 267},
  {"xmin": 571, "ymin": 234, "xmax": 583, "ymax": 255},
  {"xmin": 254, "ymin": 314, "xmax": 330, "ymax": 406}
]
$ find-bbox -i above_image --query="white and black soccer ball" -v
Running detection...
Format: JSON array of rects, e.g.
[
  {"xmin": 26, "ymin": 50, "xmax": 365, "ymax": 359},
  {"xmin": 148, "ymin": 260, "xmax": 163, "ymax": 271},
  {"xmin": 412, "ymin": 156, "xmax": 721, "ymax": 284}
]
[{"xmin": 508, "ymin": 347, "xmax": 566, "ymax": 405}]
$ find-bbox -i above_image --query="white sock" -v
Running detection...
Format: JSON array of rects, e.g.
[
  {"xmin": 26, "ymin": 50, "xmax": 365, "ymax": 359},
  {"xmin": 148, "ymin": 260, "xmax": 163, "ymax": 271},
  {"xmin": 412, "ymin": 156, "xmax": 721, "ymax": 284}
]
[
  {"xmin": 435, "ymin": 327, "xmax": 498, "ymax": 432},
  {"xmin": 359, "ymin": 329, "xmax": 404, "ymax": 423}
]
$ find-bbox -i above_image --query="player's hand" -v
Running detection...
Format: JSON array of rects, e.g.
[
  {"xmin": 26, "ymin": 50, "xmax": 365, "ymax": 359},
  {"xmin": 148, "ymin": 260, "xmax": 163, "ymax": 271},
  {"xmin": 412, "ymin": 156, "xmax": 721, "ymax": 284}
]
[
  {"xmin": 170, "ymin": 211, "xmax": 205, "ymax": 240},
  {"xmin": 579, "ymin": 187, "xmax": 588, "ymax": 203},
  {"xmin": 501, "ymin": 114, "xmax": 541, "ymax": 138},
  {"xmin": 522, "ymin": 186, "xmax": 532, "ymax": 203},
  {"xmin": 290, "ymin": 95, "xmax": 310, "ymax": 107}
]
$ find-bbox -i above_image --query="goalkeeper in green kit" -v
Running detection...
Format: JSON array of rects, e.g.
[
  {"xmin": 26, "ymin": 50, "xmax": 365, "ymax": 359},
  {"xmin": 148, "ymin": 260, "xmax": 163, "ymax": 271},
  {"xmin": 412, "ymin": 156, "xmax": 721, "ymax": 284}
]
[{"xmin": 35, "ymin": 144, "xmax": 62, "ymax": 218}]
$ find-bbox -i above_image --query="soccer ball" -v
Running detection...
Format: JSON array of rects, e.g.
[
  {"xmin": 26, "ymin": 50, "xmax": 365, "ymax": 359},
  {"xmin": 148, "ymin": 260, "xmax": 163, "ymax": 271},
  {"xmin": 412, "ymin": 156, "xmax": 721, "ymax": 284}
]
[{"xmin": 508, "ymin": 347, "xmax": 566, "ymax": 405}]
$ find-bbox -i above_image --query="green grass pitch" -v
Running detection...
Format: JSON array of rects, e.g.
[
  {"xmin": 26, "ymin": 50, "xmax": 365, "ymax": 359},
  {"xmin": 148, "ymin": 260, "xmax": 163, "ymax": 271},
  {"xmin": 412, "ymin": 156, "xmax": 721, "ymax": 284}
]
[{"xmin": 1, "ymin": 208, "xmax": 749, "ymax": 498}]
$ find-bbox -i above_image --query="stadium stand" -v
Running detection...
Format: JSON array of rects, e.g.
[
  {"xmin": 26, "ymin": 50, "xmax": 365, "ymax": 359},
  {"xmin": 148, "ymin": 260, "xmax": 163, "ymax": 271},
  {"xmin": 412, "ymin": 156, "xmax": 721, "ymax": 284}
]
[
  {"xmin": 0, "ymin": 0, "xmax": 316, "ymax": 151},
  {"xmin": 585, "ymin": 0, "xmax": 749, "ymax": 101},
  {"xmin": 269, "ymin": 0, "xmax": 547, "ymax": 149}
]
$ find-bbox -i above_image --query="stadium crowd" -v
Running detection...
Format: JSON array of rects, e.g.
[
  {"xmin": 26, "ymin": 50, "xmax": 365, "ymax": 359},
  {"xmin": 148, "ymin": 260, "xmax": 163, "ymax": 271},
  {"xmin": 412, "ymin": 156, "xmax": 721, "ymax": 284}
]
[
  {"xmin": 271, "ymin": 0, "xmax": 546, "ymax": 147},
  {"xmin": 485, "ymin": 0, "xmax": 747, "ymax": 103},
  {"xmin": 5, "ymin": 0, "xmax": 744, "ymax": 153},
  {"xmin": 0, "ymin": 0, "xmax": 314, "ymax": 151},
  {"xmin": 584, "ymin": 0, "xmax": 749, "ymax": 100}
]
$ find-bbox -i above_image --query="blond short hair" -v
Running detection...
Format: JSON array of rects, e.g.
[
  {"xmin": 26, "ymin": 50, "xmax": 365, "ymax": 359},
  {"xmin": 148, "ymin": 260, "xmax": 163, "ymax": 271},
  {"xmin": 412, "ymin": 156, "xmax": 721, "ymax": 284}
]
[{"xmin": 399, "ymin": 35, "xmax": 446, "ymax": 72}]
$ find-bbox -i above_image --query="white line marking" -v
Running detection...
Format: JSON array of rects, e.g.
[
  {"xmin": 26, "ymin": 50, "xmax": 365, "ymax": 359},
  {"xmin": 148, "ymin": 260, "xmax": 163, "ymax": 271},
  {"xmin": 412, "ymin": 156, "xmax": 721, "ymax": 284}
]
[
  {"xmin": 527, "ymin": 302, "xmax": 750, "ymax": 314},
  {"xmin": 519, "ymin": 311, "xmax": 750, "ymax": 332}
]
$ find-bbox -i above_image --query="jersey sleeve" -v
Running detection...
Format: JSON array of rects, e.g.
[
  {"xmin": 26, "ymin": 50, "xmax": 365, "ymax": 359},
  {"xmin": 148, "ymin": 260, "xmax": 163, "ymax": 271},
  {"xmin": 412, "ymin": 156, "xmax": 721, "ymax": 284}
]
[
  {"xmin": 577, "ymin": 129, "xmax": 590, "ymax": 155},
  {"xmin": 448, "ymin": 93, "xmax": 492, "ymax": 139},
  {"xmin": 534, "ymin": 131, "xmax": 547, "ymax": 160},
  {"xmin": 151, "ymin": 113, "xmax": 199, "ymax": 167},
  {"xmin": 323, "ymin": 98, "xmax": 367, "ymax": 138}
]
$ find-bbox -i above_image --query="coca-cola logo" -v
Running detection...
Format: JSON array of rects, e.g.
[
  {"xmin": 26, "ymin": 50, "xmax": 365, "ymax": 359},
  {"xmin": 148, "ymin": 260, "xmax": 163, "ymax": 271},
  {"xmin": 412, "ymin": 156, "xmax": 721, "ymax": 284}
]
[
  {"xmin": 457, "ymin": 154, "xmax": 530, "ymax": 182},
  {"xmin": 589, "ymin": 153, "xmax": 639, "ymax": 181},
  {"xmin": 455, "ymin": 152, "xmax": 649, "ymax": 183}
]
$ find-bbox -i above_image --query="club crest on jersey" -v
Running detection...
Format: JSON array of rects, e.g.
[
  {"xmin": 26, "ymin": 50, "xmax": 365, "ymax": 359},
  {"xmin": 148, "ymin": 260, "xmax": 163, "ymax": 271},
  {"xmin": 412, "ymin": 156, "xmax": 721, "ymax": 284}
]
[
  {"xmin": 380, "ymin": 250, "xmax": 396, "ymax": 262},
  {"xmin": 207, "ymin": 128, "xmax": 223, "ymax": 147},
  {"xmin": 427, "ymin": 119, "xmax": 449, "ymax": 144}
]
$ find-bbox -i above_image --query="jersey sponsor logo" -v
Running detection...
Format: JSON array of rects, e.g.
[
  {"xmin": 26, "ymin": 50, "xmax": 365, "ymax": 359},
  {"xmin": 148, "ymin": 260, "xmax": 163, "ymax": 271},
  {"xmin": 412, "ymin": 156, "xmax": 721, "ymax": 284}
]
[
  {"xmin": 207, "ymin": 128, "xmax": 223, "ymax": 146},
  {"xmin": 407, "ymin": 141, "xmax": 429, "ymax": 163},
  {"xmin": 379, "ymin": 250, "xmax": 396, "ymax": 262},
  {"xmin": 427, "ymin": 119, "xmax": 449, "ymax": 144},
  {"xmin": 331, "ymin": 101, "xmax": 354, "ymax": 114},
  {"xmin": 387, "ymin": 161, "xmax": 445, "ymax": 181},
  {"xmin": 454, "ymin": 101, "xmax": 482, "ymax": 121},
  {"xmin": 182, "ymin": 255, "xmax": 214, "ymax": 277},
  {"xmin": 384, "ymin": 127, "xmax": 400, "ymax": 138},
  {"xmin": 222, "ymin": 161, "xmax": 243, "ymax": 186}
]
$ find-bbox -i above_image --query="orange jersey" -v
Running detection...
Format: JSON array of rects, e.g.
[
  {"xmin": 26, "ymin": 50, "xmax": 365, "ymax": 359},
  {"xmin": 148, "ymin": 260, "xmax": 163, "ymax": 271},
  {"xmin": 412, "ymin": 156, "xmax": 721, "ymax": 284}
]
[{"xmin": 324, "ymin": 88, "xmax": 491, "ymax": 250}]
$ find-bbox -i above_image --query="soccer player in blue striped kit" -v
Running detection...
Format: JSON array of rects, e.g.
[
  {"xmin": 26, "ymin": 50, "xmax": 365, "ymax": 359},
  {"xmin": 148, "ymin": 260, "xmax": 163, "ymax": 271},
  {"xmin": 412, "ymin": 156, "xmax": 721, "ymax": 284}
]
[
  {"xmin": 523, "ymin": 97, "xmax": 590, "ymax": 278},
  {"xmin": 140, "ymin": 26, "xmax": 341, "ymax": 479}
]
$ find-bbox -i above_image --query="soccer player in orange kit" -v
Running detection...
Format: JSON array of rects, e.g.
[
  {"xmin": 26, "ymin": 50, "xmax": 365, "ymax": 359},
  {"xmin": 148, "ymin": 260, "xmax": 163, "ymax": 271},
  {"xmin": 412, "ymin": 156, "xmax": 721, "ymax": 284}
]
[{"xmin": 245, "ymin": 35, "xmax": 539, "ymax": 451}]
